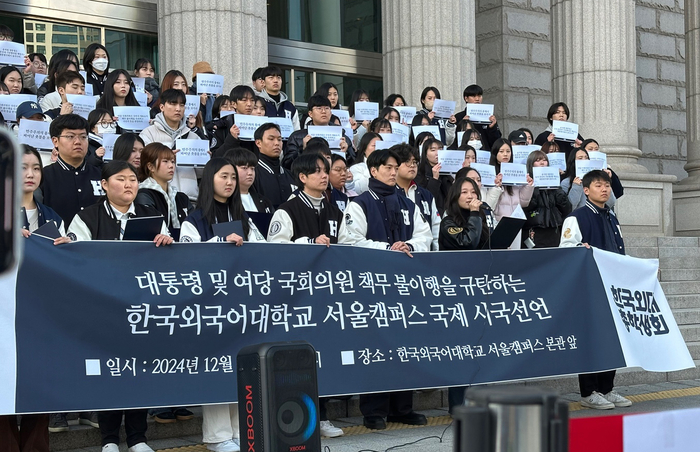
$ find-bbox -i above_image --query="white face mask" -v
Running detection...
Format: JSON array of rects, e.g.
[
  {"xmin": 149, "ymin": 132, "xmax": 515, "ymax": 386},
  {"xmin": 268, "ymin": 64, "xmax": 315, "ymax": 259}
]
[
  {"xmin": 468, "ymin": 140, "xmax": 482, "ymax": 149},
  {"xmin": 97, "ymin": 123, "xmax": 116, "ymax": 135},
  {"xmin": 91, "ymin": 58, "xmax": 109, "ymax": 72}
]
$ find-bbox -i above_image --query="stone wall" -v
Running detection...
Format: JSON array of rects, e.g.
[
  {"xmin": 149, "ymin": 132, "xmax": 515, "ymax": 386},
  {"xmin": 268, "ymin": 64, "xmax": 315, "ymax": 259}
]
[{"xmin": 636, "ymin": 0, "xmax": 688, "ymax": 179}]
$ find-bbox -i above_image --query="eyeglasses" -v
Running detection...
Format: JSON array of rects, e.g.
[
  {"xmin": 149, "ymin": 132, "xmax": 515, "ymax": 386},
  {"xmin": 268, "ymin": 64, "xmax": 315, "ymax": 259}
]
[
  {"xmin": 59, "ymin": 134, "xmax": 88, "ymax": 142},
  {"xmin": 97, "ymin": 121, "xmax": 115, "ymax": 126},
  {"xmin": 32, "ymin": 61, "xmax": 47, "ymax": 69},
  {"xmin": 312, "ymin": 106, "xmax": 331, "ymax": 112},
  {"xmin": 332, "ymin": 167, "xmax": 348, "ymax": 173},
  {"xmin": 403, "ymin": 160, "xmax": 418, "ymax": 167}
]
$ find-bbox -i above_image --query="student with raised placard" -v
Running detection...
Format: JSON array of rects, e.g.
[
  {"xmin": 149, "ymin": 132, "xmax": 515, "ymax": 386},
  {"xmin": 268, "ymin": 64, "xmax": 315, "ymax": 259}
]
[
  {"xmin": 36, "ymin": 49, "xmax": 80, "ymax": 102},
  {"xmin": 189, "ymin": 61, "xmax": 216, "ymax": 124},
  {"xmin": 534, "ymin": 102, "xmax": 583, "ymax": 159},
  {"xmin": 348, "ymin": 88, "xmax": 372, "ymax": 147},
  {"xmin": 133, "ymin": 58, "xmax": 159, "ymax": 107},
  {"xmin": 561, "ymin": 147, "xmax": 617, "ymax": 210},
  {"xmin": 522, "ymin": 151, "xmax": 571, "ymax": 248},
  {"xmin": 259, "ymin": 65, "xmax": 300, "ymax": 131},
  {"xmin": 208, "ymin": 85, "xmax": 250, "ymax": 157},
  {"xmin": 151, "ymin": 70, "xmax": 207, "ymax": 139},
  {"xmin": 38, "ymin": 59, "xmax": 79, "ymax": 111},
  {"xmin": 85, "ymin": 108, "xmax": 113, "ymax": 168},
  {"xmin": 454, "ymin": 84, "xmax": 502, "ymax": 151},
  {"xmin": 136, "ymin": 142, "xmax": 192, "ymax": 241},
  {"xmin": 488, "ymin": 138, "xmax": 534, "ymax": 249},
  {"xmin": 95, "ymin": 69, "xmax": 140, "ymax": 117},
  {"xmin": 581, "ymin": 138, "xmax": 624, "ymax": 200},
  {"xmin": 417, "ymin": 86, "xmax": 456, "ymax": 146},
  {"xmin": 415, "ymin": 137, "xmax": 453, "ymax": 213},
  {"xmin": 42, "ymin": 71, "xmax": 85, "ymax": 120}
]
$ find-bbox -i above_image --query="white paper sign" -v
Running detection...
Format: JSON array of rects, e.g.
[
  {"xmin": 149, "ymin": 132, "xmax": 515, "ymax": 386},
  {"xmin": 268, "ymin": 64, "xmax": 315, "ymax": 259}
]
[
  {"xmin": 476, "ymin": 150, "xmax": 491, "ymax": 165},
  {"xmin": 102, "ymin": 133, "xmax": 120, "ymax": 161},
  {"xmin": 390, "ymin": 122, "xmax": 410, "ymax": 143},
  {"xmin": 512, "ymin": 145, "xmax": 541, "ymax": 165},
  {"xmin": 175, "ymin": 139, "xmax": 210, "ymax": 166},
  {"xmin": 394, "ymin": 106, "xmax": 416, "ymax": 124},
  {"xmin": 500, "ymin": 162, "xmax": 528, "ymax": 185},
  {"xmin": 235, "ymin": 114, "xmax": 267, "ymax": 141},
  {"xmin": 587, "ymin": 151, "xmax": 607, "ymax": 170},
  {"xmin": 373, "ymin": 140, "xmax": 396, "ymax": 151},
  {"xmin": 34, "ymin": 73, "xmax": 47, "ymax": 88},
  {"xmin": 0, "ymin": 41, "xmax": 26, "ymax": 66},
  {"xmin": 65, "ymin": 94, "xmax": 98, "ymax": 120},
  {"xmin": 331, "ymin": 109, "xmax": 354, "ymax": 139},
  {"xmin": 266, "ymin": 116, "xmax": 294, "ymax": 140},
  {"xmin": 79, "ymin": 70, "xmax": 87, "ymax": 81},
  {"xmin": 575, "ymin": 160, "xmax": 599, "ymax": 179},
  {"xmin": 378, "ymin": 133, "xmax": 403, "ymax": 144},
  {"xmin": 438, "ymin": 150, "xmax": 465, "ymax": 174},
  {"xmin": 412, "ymin": 125, "xmax": 441, "ymax": 141},
  {"xmin": 0, "ymin": 94, "xmax": 37, "ymax": 122},
  {"xmin": 134, "ymin": 91, "xmax": 148, "ymax": 107},
  {"xmin": 469, "ymin": 163, "xmax": 497, "ymax": 186},
  {"xmin": 185, "ymin": 95, "xmax": 200, "ymax": 118},
  {"xmin": 551, "ymin": 120, "xmax": 579, "ymax": 142},
  {"xmin": 113, "ymin": 106, "xmax": 151, "ymax": 131},
  {"xmin": 432, "ymin": 99, "xmax": 456, "ymax": 119},
  {"xmin": 18, "ymin": 119, "xmax": 53, "ymax": 149},
  {"xmin": 547, "ymin": 152, "xmax": 566, "ymax": 172},
  {"xmin": 466, "ymin": 104, "xmax": 494, "ymax": 124},
  {"xmin": 533, "ymin": 166, "xmax": 561, "ymax": 188},
  {"xmin": 220, "ymin": 110, "xmax": 235, "ymax": 119},
  {"xmin": 132, "ymin": 77, "xmax": 146, "ymax": 93},
  {"xmin": 354, "ymin": 102, "xmax": 379, "ymax": 121},
  {"xmin": 84, "ymin": 83, "xmax": 93, "ymax": 96},
  {"xmin": 308, "ymin": 125, "xmax": 343, "ymax": 149},
  {"xmin": 196, "ymin": 73, "xmax": 224, "ymax": 95}
]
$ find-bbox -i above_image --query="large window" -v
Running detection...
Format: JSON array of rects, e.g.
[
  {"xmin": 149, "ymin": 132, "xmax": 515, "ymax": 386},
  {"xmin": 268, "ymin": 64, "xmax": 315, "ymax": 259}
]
[{"xmin": 268, "ymin": 0, "xmax": 381, "ymax": 53}]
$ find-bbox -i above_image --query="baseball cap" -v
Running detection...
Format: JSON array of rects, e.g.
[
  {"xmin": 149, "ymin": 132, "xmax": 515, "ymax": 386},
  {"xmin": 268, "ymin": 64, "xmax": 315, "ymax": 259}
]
[
  {"xmin": 508, "ymin": 130, "xmax": 528, "ymax": 144},
  {"xmin": 16, "ymin": 101, "xmax": 43, "ymax": 121}
]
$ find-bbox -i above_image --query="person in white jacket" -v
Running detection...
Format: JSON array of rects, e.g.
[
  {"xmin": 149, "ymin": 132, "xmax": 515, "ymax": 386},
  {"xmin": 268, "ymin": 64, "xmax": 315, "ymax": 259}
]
[{"xmin": 349, "ymin": 132, "xmax": 382, "ymax": 195}]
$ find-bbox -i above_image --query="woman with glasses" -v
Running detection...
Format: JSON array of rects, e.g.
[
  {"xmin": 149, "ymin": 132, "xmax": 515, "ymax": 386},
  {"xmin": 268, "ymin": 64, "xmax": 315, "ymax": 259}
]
[{"xmin": 86, "ymin": 108, "xmax": 115, "ymax": 168}]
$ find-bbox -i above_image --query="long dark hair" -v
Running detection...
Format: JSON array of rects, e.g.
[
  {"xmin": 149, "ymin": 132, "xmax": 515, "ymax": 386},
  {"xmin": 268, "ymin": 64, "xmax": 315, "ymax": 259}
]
[
  {"xmin": 348, "ymin": 89, "xmax": 369, "ymax": 117},
  {"xmin": 563, "ymin": 148, "xmax": 589, "ymax": 190},
  {"xmin": 444, "ymin": 177, "xmax": 490, "ymax": 247},
  {"xmin": 197, "ymin": 158, "xmax": 250, "ymax": 240},
  {"xmin": 489, "ymin": 138, "xmax": 514, "ymax": 195},
  {"xmin": 113, "ymin": 133, "xmax": 145, "ymax": 163},
  {"xmin": 0, "ymin": 66, "xmax": 23, "ymax": 93},
  {"xmin": 315, "ymin": 82, "xmax": 340, "ymax": 109},
  {"xmin": 356, "ymin": 132, "xmax": 381, "ymax": 163},
  {"xmin": 409, "ymin": 114, "xmax": 431, "ymax": 147},
  {"xmin": 45, "ymin": 50, "xmax": 79, "ymax": 92},
  {"xmin": 96, "ymin": 69, "xmax": 140, "ymax": 115},
  {"xmin": 83, "ymin": 43, "xmax": 110, "ymax": 78},
  {"xmin": 22, "ymin": 145, "xmax": 43, "ymax": 189}
]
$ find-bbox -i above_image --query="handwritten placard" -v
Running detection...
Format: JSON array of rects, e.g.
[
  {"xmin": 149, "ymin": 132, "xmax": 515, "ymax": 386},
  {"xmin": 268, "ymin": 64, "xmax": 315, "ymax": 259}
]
[
  {"xmin": 331, "ymin": 109, "xmax": 354, "ymax": 139},
  {"xmin": 533, "ymin": 166, "xmax": 561, "ymax": 189},
  {"xmin": 196, "ymin": 73, "xmax": 224, "ymax": 95},
  {"xmin": 354, "ymin": 102, "xmax": 379, "ymax": 121},
  {"xmin": 308, "ymin": 125, "xmax": 343, "ymax": 149},
  {"xmin": 469, "ymin": 163, "xmax": 497, "ymax": 186},
  {"xmin": 113, "ymin": 106, "xmax": 151, "ymax": 131},
  {"xmin": 432, "ymin": 99, "xmax": 456, "ymax": 119},
  {"xmin": 18, "ymin": 119, "xmax": 53, "ymax": 149},
  {"xmin": 102, "ymin": 133, "xmax": 120, "ymax": 161},
  {"xmin": 588, "ymin": 151, "xmax": 607, "ymax": 170},
  {"xmin": 500, "ymin": 162, "xmax": 528, "ymax": 185},
  {"xmin": 412, "ymin": 125, "xmax": 441, "ymax": 141},
  {"xmin": 185, "ymin": 95, "xmax": 200, "ymax": 118},
  {"xmin": 575, "ymin": 160, "xmax": 599, "ymax": 179},
  {"xmin": 134, "ymin": 91, "xmax": 148, "ymax": 107},
  {"xmin": 0, "ymin": 41, "xmax": 26, "ymax": 66},
  {"xmin": 551, "ymin": 120, "xmax": 579, "ymax": 142},
  {"xmin": 438, "ymin": 149, "xmax": 466, "ymax": 174},
  {"xmin": 65, "ymin": 94, "xmax": 98, "ymax": 120},
  {"xmin": 390, "ymin": 122, "xmax": 410, "ymax": 143},
  {"xmin": 175, "ymin": 139, "xmax": 210, "ymax": 166},
  {"xmin": 512, "ymin": 145, "xmax": 541, "ymax": 165},
  {"xmin": 394, "ymin": 106, "xmax": 416, "ymax": 124},
  {"xmin": 466, "ymin": 104, "xmax": 494, "ymax": 124},
  {"xmin": 476, "ymin": 150, "xmax": 491, "ymax": 164},
  {"xmin": 132, "ymin": 77, "xmax": 146, "ymax": 93},
  {"xmin": 547, "ymin": 152, "xmax": 566, "ymax": 172},
  {"xmin": 0, "ymin": 94, "xmax": 37, "ymax": 122}
]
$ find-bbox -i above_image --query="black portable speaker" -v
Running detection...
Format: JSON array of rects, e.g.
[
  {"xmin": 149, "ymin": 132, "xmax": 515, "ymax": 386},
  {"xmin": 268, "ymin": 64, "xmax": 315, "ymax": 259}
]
[{"xmin": 237, "ymin": 341, "xmax": 321, "ymax": 452}]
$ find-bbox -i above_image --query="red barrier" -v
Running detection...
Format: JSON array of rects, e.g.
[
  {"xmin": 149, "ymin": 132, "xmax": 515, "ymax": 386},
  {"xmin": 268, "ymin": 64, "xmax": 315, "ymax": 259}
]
[{"xmin": 569, "ymin": 415, "xmax": 624, "ymax": 452}]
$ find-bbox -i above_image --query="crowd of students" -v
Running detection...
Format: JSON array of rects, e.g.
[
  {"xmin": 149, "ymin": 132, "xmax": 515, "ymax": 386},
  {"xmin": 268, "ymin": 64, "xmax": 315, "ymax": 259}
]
[{"xmin": 0, "ymin": 22, "xmax": 632, "ymax": 452}]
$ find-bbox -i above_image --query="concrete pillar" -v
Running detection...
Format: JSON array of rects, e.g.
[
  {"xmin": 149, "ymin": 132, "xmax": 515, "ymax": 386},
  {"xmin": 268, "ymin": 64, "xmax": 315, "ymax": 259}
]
[
  {"xmin": 551, "ymin": 0, "xmax": 645, "ymax": 173},
  {"xmin": 382, "ymin": 0, "xmax": 476, "ymax": 109},
  {"xmin": 673, "ymin": 0, "xmax": 700, "ymax": 235},
  {"xmin": 157, "ymin": 0, "xmax": 268, "ymax": 94}
]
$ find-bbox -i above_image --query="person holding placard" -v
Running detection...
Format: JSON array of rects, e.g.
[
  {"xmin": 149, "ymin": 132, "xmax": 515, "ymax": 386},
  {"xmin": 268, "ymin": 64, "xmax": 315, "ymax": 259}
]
[
  {"xmin": 348, "ymin": 88, "xmax": 372, "ymax": 146},
  {"xmin": 559, "ymin": 169, "xmax": 632, "ymax": 411},
  {"xmin": 259, "ymin": 65, "xmax": 300, "ymax": 131},
  {"xmin": 518, "ymin": 127, "xmax": 534, "ymax": 145},
  {"xmin": 36, "ymin": 49, "xmax": 80, "ymax": 101},
  {"xmin": 534, "ymin": 102, "xmax": 583, "ymax": 158},
  {"xmin": 135, "ymin": 142, "xmax": 192, "ymax": 241},
  {"xmin": 207, "ymin": 90, "xmax": 243, "ymax": 157},
  {"xmin": 581, "ymin": 138, "xmax": 625, "ymax": 200},
  {"xmin": 394, "ymin": 143, "xmax": 441, "ymax": 250},
  {"xmin": 140, "ymin": 89, "xmax": 202, "ymax": 201},
  {"xmin": 252, "ymin": 122, "xmax": 296, "ymax": 209},
  {"xmin": 416, "ymin": 137, "xmax": 453, "ymax": 213},
  {"xmin": 42, "ymin": 71, "xmax": 86, "ymax": 120},
  {"xmin": 189, "ymin": 61, "xmax": 216, "ymax": 124},
  {"xmin": 522, "ymin": 151, "xmax": 571, "ymax": 248},
  {"xmin": 302, "ymin": 82, "xmax": 341, "ymax": 128},
  {"xmin": 152, "ymin": 70, "xmax": 207, "ymax": 139},
  {"xmin": 224, "ymin": 148, "xmax": 275, "ymax": 214},
  {"xmin": 561, "ymin": 148, "xmax": 617, "ymax": 210},
  {"xmin": 112, "ymin": 133, "xmax": 145, "ymax": 169},
  {"xmin": 38, "ymin": 59, "xmax": 80, "ymax": 111},
  {"xmin": 133, "ymin": 58, "xmax": 159, "ymax": 107},
  {"xmin": 454, "ymin": 84, "xmax": 502, "ymax": 151},
  {"xmin": 349, "ymin": 132, "xmax": 382, "ymax": 195},
  {"xmin": 285, "ymin": 95, "xmax": 353, "ymax": 169},
  {"xmin": 379, "ymin": 106, "xmax": 401, "ymax": 123},
  {"xmin": 96, "ymin": 70, "xmax": 140, "ymax": 117},
  {"xmin": 418, "ymin": 86, "xmax": 456, "ymax": 146},
  {"xmin": 82, "ymin": 43, "xmax": 110, "ymax": 97},
  {"xmin": 85, "ymin": 108, "xmax": 113, "ymax": 168},
  {"xmin": 489, "ymin": 138, "xmax": 534, "ymax": 249}
]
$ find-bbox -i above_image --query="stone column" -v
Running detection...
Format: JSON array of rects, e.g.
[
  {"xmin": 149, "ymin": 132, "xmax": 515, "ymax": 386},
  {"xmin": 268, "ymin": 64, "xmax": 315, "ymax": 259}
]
[
  {"xmin": 157, "ymin": 0, "xmax": 268, "ymax": 94},
  {"xmin": 551, "ymin": 0, "xmax": 645, "ymax": 173},
  {"xmin": 382, "ymin": 0, "xmax": 476, "ymax": 109}
]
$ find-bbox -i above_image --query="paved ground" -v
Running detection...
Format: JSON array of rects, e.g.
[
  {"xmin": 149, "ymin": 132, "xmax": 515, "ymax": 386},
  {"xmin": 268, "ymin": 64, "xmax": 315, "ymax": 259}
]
[{"xmin": 60, "ymin": 379, "xmax": 700, "ymax": 452}]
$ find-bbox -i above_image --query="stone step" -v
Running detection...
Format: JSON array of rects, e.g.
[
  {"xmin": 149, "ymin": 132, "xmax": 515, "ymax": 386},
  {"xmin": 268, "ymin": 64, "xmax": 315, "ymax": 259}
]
[
  {"xmin": 667, "ymin": 294, "xmax": 700, "ymax": 310},
  {"xmin": 673, "ymin": 308, "xmax": 700, "ymax": 325},
  {"xmin": 687, "ymin": 342, "xmax": 700, "ymax": 360},
  {"xmin": 680, "ymin": 325, "xmax": 700, "ymax": 342},
  {"xmin": 625, "ymin": 237, "xmax": 700, "ymax": 248},
  {"xmin": 661, "ymin": 281, "xmax": 700, "ymax": 296},
  {"xmin": 660, "ymin": 268, "xmax": 700, "ymax": 281},
  {"xmin": 626, "ymin": 246, "xmax": 659, "ymax": 259},
  {"xmin": 659, "ymin": 247, "xmax": 700, "ymax": 269}
]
